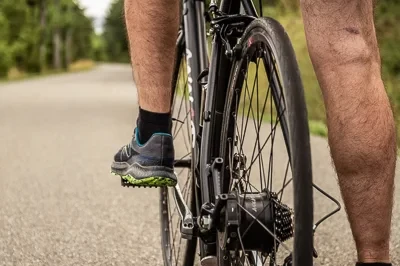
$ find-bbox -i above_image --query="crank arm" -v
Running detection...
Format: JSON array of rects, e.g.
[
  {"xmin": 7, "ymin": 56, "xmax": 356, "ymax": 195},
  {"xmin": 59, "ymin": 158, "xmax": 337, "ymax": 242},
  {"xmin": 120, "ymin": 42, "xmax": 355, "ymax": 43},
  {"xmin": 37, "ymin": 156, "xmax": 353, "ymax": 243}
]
[{"xmin": 173, "ymin": 183, "xmax": 195, "ymax": 239}]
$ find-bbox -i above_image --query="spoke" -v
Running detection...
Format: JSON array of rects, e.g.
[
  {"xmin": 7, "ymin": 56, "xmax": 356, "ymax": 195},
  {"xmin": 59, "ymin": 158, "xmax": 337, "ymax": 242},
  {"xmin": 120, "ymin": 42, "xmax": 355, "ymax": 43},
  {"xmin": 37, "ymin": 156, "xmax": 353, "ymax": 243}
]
[
  {"xmin": 240, "ymin": 198, "xmax": 273, "ymax": 238},
  {"xmin": 173, "ymin": 110, "xmax": 190, "ymax": 139},
  {"xmin": 180, "ymin": 173, "xmax": 190, "ymax": 196},
  {"xmin": 269, "ymin": 251, "xmax": 277, "ymax": 266},
  {"xmin": 267, "ymin": 250, "xmax": 278, "ymax": 266},
  {"xmin": 244, "ymin": 120, "xmax": 276, "ymax": 183},
  {"xmin": 228, "ymin": 141, "xmax": 260, "ymax": 194},
  {"xmin": 173, "ymin": 59, "xmax": 188, "ymax": 137},
  {"xmin": 167, "ymin": 192, "xmax": 178, "ymax": 264},
  {"xmin": 252, "ymin": 58, "xmax": 269, "ymax": 192},
  {"xmin": 171, "ymin": 202, "xmax": 184, "ymax": 262},
  {"xmin": 258, "ymin": 136, "xmax": 267, "ymax": 191},
  {"xmin": 241, "ymin": 61, "xmax": 259, "ymax": 199},
  {"xmin": 168, "ymin": 169, "xmax": 191, "ymax": 225},
  {"xmin": 246, "ymin": 107, "xmax": 285, "ymax": 171},
  {"xmin": 173, "ymin": 87, "xmax": 188, "ymax": 137},
  {"xmin": 240, "ymin": 56, "xmax": 251, "ymax": 150},
  {"xmin": 184, "ymin": 93, "xmax": 192, "ymax": 150},
  {"xmin": 171, "ymin": 63, "xmax": 181, "ymax": 122},
  {"xmin": 176, "ymin": 236, "xmax": 183, "ymax": 266},
  {"xmin": 244, "ymin": 70, "xmax": 271, "ymax": 190},
  {"xmin": 234, "ymin": 92, "xmax": 245, "ymax": 158},
  {"xmin": 168, "ymin": 202, "xmax": 179, "ymax": 224},
  {"xmin": 181, "ymin": 88, "xmax": 191, "ymax": 152},
  {"xmin": 254, "ymin": 58, "xmax": 265, "ymax": 191},
  {"xmin": 178, "ymin": 152, "xmax": 191, "ymax": 161},
  {"xmin": 262, "ymin": 254, "xmax": 268, "ymax": 265},
  {"xmin": 228, "ymin": 137, "xmax": 235, "ymax": 192},
  {"xmin": 183, "ymin": 173, "xmax": 192, "ymax": 202},
  {"xmin": 278, "ymin": 161, "xmax": 291, "ymax": 201},
  {"xmin": 239, "ymin": 59, "xmax": 256, "ymax": 155},
  {"xmin": 233, "ymin": 89, "xmax": 245, "ymax": 159},
  {"xmin": 237, "ymin": 228, "xmax": 251, "ymax": 266},
  {"xmin": 232, "ymin": 87, "xmax": 260, "ymax": 193},
  {"xmin": 267, "ymin": 86, "xmax": 274, "ymax": 192}
]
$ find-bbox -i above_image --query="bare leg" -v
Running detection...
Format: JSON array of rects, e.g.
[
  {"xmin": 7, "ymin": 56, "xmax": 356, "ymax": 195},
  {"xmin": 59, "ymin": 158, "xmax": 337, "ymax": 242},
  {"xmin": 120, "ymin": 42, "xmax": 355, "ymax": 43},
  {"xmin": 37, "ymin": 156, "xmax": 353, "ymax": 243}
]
[
  {"xmin": 111, "ymin": 0, "xmax": 179, "ymax": 187},
  {"xmin": 124, "ymin": 0, "xmax": 179, "ymax": 113},
  {"xmin": 300, "ymin": 0, "xmax": 396, "ymax": 263}
]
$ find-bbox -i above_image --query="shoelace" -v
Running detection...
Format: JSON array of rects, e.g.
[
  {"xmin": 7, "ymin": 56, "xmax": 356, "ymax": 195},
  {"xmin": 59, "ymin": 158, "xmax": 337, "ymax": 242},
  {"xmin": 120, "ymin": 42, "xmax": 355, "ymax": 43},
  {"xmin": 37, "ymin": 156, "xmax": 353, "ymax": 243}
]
[{"xmin": 122, "ymin": 141, "xmax": 132, "ymax": 158}]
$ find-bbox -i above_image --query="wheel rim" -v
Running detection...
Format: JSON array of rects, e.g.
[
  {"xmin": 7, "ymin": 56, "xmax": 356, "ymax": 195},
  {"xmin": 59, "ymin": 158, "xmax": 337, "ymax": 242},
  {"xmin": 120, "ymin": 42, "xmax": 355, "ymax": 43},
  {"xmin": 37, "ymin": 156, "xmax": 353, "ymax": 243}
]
[{"xmin": 221, "ymin": 40, "xmax": 296, "ymax": 265}]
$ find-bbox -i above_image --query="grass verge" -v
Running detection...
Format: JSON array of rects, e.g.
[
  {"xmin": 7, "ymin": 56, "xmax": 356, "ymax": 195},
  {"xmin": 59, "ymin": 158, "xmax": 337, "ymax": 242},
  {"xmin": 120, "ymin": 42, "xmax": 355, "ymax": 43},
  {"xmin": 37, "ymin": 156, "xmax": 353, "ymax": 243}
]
[
  {"xmin": 309, "ymin": 120, "xmax": 327, "ymax": 137},
  {"xmin": 0, "ymin": 59, "xmax": 96, "ymax": 83}
]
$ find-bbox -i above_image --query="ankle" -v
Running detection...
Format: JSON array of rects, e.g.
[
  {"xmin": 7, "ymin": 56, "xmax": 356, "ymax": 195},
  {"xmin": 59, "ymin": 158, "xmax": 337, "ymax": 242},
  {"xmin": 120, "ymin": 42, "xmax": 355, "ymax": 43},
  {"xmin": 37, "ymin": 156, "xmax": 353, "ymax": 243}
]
[
  {"xmin": 357, "ymin": 248, "xmax": 390, "ymax": 264},
  {"xmin": 356, "ymin": 263, "xmax": 391, "ymax": 266},
  {"xmin": 137, "ymin": 107, "xmax": 172, "ymax": 143}
]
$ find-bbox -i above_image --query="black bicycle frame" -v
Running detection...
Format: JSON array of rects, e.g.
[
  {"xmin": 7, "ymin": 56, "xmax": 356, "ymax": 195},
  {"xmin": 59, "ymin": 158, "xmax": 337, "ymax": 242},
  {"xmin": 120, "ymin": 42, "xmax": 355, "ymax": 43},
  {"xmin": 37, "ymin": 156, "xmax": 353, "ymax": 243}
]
[
  {"xmin": 182, "ymin": 0, "xmax": 208, "ymax": 132},
  {"xmin": 182, "ymin": 0, "xmax": 258, "ymax": 205},
  {"xmin": 180, "ymin": 0, "xmax": 258, "ymax": 259}
]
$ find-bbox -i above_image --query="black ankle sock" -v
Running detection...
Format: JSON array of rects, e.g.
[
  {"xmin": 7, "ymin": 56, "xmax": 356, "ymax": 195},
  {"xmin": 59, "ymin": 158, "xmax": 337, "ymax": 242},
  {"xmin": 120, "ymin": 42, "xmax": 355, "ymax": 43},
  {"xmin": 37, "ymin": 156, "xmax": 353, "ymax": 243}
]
[
  {"xmin": 356, "ymin": 263, "xmax": 391, "ymax": 266},
  {"xmin": 137, "ymin": 107, "xmax": 171, "ymax": 143}
]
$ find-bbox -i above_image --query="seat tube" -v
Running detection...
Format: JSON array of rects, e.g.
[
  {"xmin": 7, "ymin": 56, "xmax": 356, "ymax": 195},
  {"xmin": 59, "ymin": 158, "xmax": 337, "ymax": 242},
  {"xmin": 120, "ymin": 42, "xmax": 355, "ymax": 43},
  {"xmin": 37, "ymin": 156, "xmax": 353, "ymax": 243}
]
[{"xmin": 183, "ymin": 0, "xmax": 208, "ymax": 135}]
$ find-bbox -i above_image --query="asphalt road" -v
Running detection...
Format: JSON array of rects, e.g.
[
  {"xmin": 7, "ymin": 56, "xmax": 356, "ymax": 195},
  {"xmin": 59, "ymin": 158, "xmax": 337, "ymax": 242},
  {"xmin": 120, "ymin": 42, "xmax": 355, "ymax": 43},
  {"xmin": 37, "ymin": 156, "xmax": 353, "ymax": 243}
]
[{"xmin": 0, "ymin": 64, "xmax": 398, "ymax": 266}]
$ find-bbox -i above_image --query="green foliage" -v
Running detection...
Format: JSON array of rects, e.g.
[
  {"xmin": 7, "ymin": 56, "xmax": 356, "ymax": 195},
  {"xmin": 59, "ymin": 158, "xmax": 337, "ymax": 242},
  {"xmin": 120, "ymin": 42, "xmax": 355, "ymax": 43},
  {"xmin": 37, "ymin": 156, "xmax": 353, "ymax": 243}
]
[
  {"xmin": 103, "ymin": 0, "xmax": 130, "ymax": 63},
  {"xmin": 0, "ymin": 0, "xmax": 95, "ymax": 76},
  {"xmin": 375, "ymin": 0, "xmax": 400, "ymax": 76},
  {"xmin": 0, "ymin": 11, "xmax": 9, "ymax": 41},
  {"xmin": 92, "ymin": 34, "xmax": 108, "ymax": 61},
  {"xmin": 0, "ymin": 42, "xmax": 12, "ymax": 77}
]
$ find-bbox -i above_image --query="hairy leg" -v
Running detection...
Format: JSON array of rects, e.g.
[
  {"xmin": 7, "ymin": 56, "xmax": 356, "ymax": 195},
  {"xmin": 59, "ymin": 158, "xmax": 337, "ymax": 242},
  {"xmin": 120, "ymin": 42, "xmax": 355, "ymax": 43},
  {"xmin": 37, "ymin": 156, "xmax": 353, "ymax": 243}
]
[
  {"xmin": 124, "ymin": 0, "xmax": 179, "ymax": 113},
  {"xmin": 300, "ymin": 0, "xmax": 396, "ymax": 263},
  {"xmin": 111, "ymin": 0, "xmax": 179, "ymax": 188}
]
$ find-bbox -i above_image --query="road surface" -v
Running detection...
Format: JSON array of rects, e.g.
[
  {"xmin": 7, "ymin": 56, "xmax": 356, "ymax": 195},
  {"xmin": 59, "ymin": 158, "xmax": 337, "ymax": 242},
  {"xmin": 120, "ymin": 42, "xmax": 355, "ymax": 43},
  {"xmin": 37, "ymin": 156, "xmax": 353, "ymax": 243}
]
[{"xmin": 0, "ymin": 64, "xmax": 398, "ymax": 265}]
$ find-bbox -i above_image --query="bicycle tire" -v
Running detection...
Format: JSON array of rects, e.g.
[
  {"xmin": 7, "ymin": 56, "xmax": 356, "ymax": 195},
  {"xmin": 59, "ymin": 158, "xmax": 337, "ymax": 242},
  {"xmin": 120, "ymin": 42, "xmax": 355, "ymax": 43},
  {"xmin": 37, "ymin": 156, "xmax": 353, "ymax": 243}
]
[
  {"xmin": 218, "ymin": 17, "xmax": 313, "ymax": 266},
  {"xmin": 159, "ymin": 45, "xmax": 198, "ymax": 266}
]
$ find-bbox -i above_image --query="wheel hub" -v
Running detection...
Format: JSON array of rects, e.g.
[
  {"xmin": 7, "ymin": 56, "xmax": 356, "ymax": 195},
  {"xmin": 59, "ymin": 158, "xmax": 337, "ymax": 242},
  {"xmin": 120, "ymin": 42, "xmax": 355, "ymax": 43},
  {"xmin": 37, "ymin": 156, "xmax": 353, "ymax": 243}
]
[{"xmin": 219, "ymin": 190, "xmax": 293, "ymax": 254}]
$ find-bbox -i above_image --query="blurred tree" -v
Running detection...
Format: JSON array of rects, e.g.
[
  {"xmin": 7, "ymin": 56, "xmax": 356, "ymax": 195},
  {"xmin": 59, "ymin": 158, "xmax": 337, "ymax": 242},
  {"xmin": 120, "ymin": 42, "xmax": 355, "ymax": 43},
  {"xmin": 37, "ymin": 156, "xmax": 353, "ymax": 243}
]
[
  {"xmin": 91, "ymin": 34, "xmax": 107, "ymax": 62},
  {"xmin": 39, "ymin": 0, "xmax": 48, "ymax": 69},
  {"xmin": 0, "ymin": 0, "xmax": 95, "ymax": 76},
  {"xmin": 52, "ymin": 0, "xmax": 62, "ymax": 70},
  {"xmin": 103, "ymin": 0, "xmax": 129, "ymax": 63},
  {"xmin": 0, "ymin": 10, "xmax": 12, "ymax": 77}
]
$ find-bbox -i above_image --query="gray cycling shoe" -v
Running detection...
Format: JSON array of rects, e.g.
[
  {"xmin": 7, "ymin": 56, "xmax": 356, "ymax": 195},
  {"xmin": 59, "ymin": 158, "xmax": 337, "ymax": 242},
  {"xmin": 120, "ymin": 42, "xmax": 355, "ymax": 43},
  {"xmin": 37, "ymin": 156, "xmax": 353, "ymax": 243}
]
[{"xmin": 111, "ymin": 129, "xmax": 177, "ymax": 187}]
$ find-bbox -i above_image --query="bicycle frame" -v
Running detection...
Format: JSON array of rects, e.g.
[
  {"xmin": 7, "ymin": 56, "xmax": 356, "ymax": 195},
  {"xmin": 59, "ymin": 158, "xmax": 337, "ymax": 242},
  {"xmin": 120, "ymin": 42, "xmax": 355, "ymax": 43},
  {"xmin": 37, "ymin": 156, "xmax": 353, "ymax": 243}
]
[
  {"xmin": 182, "ymin": 0, "xmax": 258, "ymax": 209},
  {"xmin": 178, "ymin": 0, "xmax": 259, "ymax": 259}
]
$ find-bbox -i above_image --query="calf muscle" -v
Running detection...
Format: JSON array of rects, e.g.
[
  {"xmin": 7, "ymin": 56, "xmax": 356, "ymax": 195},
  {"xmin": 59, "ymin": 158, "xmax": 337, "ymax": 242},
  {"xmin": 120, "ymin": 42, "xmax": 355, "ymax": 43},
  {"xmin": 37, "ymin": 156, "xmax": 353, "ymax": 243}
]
[
  {"xmin": 300, "ymin": 0, "xmax": 396, "ymax": 262},
  {"xmin": 125, "ymin": 0, "xmax": 179, "ymax": 112}
]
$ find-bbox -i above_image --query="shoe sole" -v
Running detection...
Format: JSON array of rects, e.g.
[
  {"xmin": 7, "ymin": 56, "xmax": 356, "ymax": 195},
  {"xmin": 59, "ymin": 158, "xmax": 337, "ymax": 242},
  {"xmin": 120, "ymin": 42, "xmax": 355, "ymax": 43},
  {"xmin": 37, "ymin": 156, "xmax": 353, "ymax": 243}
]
[
  {"xmin": 119, "ymin": 174, "xmax": 177, "ymax": 187},
  {"xmin": 111, "ymin": 162, "xmax": 177, "ymax": 188}
]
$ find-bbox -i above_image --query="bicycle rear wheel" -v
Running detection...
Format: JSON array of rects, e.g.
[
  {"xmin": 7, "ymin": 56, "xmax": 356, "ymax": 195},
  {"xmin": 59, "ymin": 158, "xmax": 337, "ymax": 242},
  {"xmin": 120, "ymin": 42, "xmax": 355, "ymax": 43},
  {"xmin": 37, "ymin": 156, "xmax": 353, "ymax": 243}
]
[
  {"xmin": 218, "ymin": 18, "xmax": 313, "ymax": 266},
  {"xmin": 159, "ymin": 45, "xmax": 198, "ymax": 266}
]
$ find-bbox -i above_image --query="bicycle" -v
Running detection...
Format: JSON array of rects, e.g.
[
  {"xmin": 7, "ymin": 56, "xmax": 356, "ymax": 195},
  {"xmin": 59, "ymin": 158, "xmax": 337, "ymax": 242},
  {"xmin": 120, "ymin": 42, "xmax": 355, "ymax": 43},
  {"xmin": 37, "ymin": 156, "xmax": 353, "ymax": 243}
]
[{"xmin": 122, "ymin": 0, "xmax": 341, "ymax": 265}]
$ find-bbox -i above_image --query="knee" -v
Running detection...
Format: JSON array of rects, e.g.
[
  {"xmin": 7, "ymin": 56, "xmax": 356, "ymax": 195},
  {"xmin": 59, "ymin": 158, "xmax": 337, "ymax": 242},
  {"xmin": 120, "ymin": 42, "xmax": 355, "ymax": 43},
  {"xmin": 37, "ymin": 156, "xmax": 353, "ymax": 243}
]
[{"xmin": 308, "ymin": 32, "xmax": 377, "ymax": 71}]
